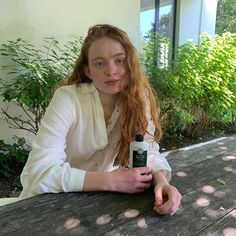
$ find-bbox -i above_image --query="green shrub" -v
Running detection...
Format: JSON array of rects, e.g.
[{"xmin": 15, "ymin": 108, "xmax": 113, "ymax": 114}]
[
  {"xmin": 0, "ymin": 37, "xmax": 83, "ymax": 134},
  {"xmin": 0, "ymin": 37, "xmax": 83, "ymax": 179},
  {"xmin": 142, "ymin": 32, "xmax": 236, "ymax": 138},
  {"xmin": 0, "ymin": 138, "xmax": 30, "ymax": 178}
]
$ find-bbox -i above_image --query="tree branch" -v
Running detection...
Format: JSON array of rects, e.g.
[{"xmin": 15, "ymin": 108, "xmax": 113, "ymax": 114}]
[
  {"xmin": 18, "ymin": 103, "xmax": 35, "ymax": 124},
  {"xmin": 1, "ymin": 107, "xmax": 37, "ymax": 135}
]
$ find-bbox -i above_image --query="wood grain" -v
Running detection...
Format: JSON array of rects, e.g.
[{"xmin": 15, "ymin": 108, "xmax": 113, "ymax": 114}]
[{"xmin": 0, "ymin": 135, "xmax": 235, "ymax": 236}]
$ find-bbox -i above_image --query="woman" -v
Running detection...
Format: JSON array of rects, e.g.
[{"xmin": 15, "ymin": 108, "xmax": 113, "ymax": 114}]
[{"xmin": 19, "ymin": 24, "xmax": 181, "ymax": 215}]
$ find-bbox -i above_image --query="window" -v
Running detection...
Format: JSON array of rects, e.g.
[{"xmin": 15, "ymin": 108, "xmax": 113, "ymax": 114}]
[
  {"xmin": 140, "ymin": 0, "xmax": 155, "ymax": 39},
  {"xmin": 140, "ymin": 0, "xmax": 176, "ymax": 66}
]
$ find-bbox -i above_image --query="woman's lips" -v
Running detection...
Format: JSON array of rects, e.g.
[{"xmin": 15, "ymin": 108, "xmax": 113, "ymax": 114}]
[{"xmin": 105, "ymin": 80, "xmax": 119, "ymax": 86}]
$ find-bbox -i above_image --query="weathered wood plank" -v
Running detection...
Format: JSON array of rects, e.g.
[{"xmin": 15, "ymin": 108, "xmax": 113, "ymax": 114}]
[
  {"xmin": 0, "ymin": 190, "xmax": 155, "ymax": 236},
  {"xmin": 170, "ymin": 148, "xmax": 236, "ymax": 194},
  {"xmin": 166, "ymin": 135, "xmax": 236, "ymax": 162},
  {"xmin": 104, "ymin": 173, "xmax": 236, "ymax": 236},
  {"xmin": 168, "ymin": 139, "xmax": 236, "ymax": 173},
  {"xmin": 0, "ymin": 135, "xmax": 235, "ymax": 236},
  {"xmin": 1, "ymin": 171, "xmax": 235, "ymax": 236},
  {"xmin": 196, "ymin": 209, "xmax": 236, "ymax": 236}
]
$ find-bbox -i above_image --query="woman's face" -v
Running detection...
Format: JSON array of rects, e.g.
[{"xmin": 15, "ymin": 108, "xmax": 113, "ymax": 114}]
[{"xmin": 85, "ymin": 37, "xmax": 126, "ymax": 97}]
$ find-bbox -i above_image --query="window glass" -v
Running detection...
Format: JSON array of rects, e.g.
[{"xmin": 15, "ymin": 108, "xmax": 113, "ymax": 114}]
[
  {"xmin": 140, "ymin": 0, "xmax": 155, "ymax": 39},
  {"xmin": 159, "ymin": 1, "xmax": 175, "ymax": 67},
  {"xmin": 159, "ymin": 1, "xmax": 175, "ymax": 47},
  {"xmin": 140, "ymin": 0, "xmax": 176, "ymax": 67}
]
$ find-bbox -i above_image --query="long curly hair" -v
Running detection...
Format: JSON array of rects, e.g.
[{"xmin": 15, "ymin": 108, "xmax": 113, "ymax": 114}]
[{"xmin": 64, "ymin": 24, "xmax": 162, "ymax": 167}]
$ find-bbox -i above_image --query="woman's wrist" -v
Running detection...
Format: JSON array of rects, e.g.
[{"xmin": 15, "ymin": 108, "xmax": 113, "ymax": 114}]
[
  {"xmin": 152, "ymin": 170, "xmax": 170, "ymax": 186},
  {"xmin": 104, "ymin": 171, "xmax": 119, "ymax": 192},
  {"xmin": 83, "ymin": 171, "xmax": 111, "ymax": 191}
]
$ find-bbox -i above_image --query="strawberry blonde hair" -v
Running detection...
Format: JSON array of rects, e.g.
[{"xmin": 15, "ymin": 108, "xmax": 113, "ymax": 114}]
[{"xmin": 64, "ymin": 24, "xmax": 162, "ymax": 166}]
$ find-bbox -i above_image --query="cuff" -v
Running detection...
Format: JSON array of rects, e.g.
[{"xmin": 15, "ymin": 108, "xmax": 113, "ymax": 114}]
[{"xmin": 69, "ymin": 168, "xmax": 86, "ymax": 191}]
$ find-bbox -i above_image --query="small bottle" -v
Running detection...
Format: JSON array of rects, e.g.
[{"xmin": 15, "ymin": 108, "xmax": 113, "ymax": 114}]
[{"xmin": 129, "ymin": 134, "xmax": 148, "ymax": 168}]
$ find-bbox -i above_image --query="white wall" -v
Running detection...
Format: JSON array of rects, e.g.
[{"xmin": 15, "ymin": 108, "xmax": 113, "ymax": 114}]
[
  {"xmin": 0, "ymin": 0, "xmax": 140, "ymax": 143},
  {"xmin": 176, "ymin": 0, "xmax": 217, "ymax": 45},
  {"xmin": 200, "ymin": 0, "xmax": 217, "ymax": 37}
]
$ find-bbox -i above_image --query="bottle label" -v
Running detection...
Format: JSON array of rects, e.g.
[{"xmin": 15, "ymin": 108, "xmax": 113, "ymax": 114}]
[{"xmin": 132, "ymin": 148, "xmax": 147, "ymax": 167}]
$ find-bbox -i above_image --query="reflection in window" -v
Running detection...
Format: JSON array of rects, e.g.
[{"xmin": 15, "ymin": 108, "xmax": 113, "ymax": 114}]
[
  {"xmin": 159, "ymin": 1, "xmax": 175, "ymax": 45},
  {"xmin": 140, "ymin": 0, "xmax": 155, "ymax": 40},
  {"xmin": 140, "ymin": 0, "xmax": 176, "ymax": 67}
]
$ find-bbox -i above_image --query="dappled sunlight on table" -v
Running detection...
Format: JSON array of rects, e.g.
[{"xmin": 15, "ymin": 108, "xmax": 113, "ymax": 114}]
[
  {"xmin": 202, "ymin": 185, "xmax": 215, "ymax": 194},
  {"xmin": 218, "ymin": 146, "xmax": 228, "ymax": 150},
  {"xmin": 228, "ymin": 210, "xmax": 236, "ymax": 219},
  {"xmin": 118, "ymin": 209, "xmax": 140, "ymax": 219},
  {"xmin": 224, "ymin": 166, "xmax": 234, "ymax": 172},
  {"xmin": 176, "ymin": 171, "xmax": 188, "ymax": 177},
  {"xmin": 137, "ymin": 218, "xmax": 148, "ymax": 229},
  {"xmin": 222, "ymin": 228, "xmax": 236, "ymax": 236},
  {"xmin": 96, "ymin": 214, "xmax": 112, "ymax": 225},
  {"xmin": 64, "ymin": 217, "xmax": 80, "ymax": 230},
  {"xmin": 213, "ymin": 190, "xmax": 226, "ymax": 198},
  {"xmin": 204, "ymin": 211, "xmax": 236, "ymax": 236},
  {"xmin": 216, "ymin": 142, "xmax": 225, "ymax": 145},
  {"xmin": 1, "ymin": 136, "xmax": 235, "ymax": 235},
  {"xmin": 194, "ymin": 197, "xmax": 210, "ymax": 207},
  {"xmin": 222, "ymin": 155, "xmax": 236, "ymax": 161}
]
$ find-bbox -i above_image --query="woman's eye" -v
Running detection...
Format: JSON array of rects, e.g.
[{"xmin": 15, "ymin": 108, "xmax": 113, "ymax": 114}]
[
  {"xmin": 115, "ymin": 58, "xmax": 124, "ymax": 65},
  {"xmin": 94, "ymin": 61, "xmax": 104, "ymax": 67}
]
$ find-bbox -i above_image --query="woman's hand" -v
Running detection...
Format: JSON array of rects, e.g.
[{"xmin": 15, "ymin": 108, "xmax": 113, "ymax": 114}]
[
  {"xmin": 153, "ymin": 183, "xmax": 182, "ymax": 216},
  {"xmin": 107, "ymin": 167, "xmax": 153, "ymax": 193}
]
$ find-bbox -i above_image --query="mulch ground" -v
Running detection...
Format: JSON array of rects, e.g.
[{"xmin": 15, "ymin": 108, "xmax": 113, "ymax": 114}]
[{"xmin": 0, "ymin": 175, "xmax": 22, "ymax": 198}]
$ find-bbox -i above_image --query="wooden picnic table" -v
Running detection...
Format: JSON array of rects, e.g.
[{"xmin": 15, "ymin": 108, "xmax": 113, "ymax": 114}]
[{"xmin": 0, "ymin": 135, "xmax": 235, "ymax": 236}]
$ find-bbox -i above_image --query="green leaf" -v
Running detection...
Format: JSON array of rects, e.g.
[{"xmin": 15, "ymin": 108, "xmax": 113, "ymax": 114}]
[{"xmin": 217, "ymin": 178, "xmax": 226, "ymax": 185}]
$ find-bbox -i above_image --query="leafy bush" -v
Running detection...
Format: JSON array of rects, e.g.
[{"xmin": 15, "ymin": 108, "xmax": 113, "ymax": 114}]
[
  {"xmin": 142, "ymin": 32, "xmax": 236, "ymax": 138},
  {"xmin": 216, "ymin": 0, "xmax": 236, "ymax": 35},
  {"xmin": 0, "ymin": 37, "xmax": 83, "ymax": 134},
  {"xmin": 0, "ymin": 138, "xmax": 30, "ymax": 178},
  {"xmin": 0, "ymin": 37, "xmax": 83, "ymax": 179}
]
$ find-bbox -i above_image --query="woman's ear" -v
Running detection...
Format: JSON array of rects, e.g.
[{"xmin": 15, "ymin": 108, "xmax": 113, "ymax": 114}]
[{"xmin": 84, "ymin": 65, "xmax": 92, "ymax": 80}]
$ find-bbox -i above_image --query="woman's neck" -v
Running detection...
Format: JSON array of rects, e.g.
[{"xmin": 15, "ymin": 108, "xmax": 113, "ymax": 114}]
[{"xmin": 99, "ymin": 92, "xmax": 118, "ymax": 125}]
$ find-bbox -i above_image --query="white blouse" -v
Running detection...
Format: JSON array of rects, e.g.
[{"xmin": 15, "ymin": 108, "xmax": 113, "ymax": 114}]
[{"xmin": 20, "ymin": 84, "xmax": 171, "ymax": 199}]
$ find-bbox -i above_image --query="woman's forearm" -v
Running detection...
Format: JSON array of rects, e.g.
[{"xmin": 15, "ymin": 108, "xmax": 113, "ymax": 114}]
[
  {"xmin": 82, "ymin": 171, "xmax": 110, "ymax": 191},
  {"xmin": 152, "ymin": 170, "xmax": 170, "ymax": 186},
  {"xmin": 82, "ymin": 167, "xmax": 153, "ymax": 193}
]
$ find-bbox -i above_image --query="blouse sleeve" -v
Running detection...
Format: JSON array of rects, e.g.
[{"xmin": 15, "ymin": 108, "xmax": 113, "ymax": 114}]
[
  {"xmin": 20, "ymin": 87, "xmax": 86, "ymax": 199},
  {"xmin": 144, "ymin": 104, "xmax": 172, "ymax": 181}
]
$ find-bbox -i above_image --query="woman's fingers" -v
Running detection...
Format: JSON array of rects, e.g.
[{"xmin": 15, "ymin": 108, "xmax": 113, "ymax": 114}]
[
  {"xmin": 154, "ymin": 199, "xmax": 179, "ymax": 215},
  {"xmin": 110, "ymin": 167, "xmax": 153, "ymax": 193},
  {"xmin": 131, "ymin": 167, "xmax": 152, "ymax": 182},
  {"xmin": 136, "ymin": 167, "xmax": 152, "ymax": 176},
  {"xmin": 129, "ymin": 169, "xmax": 152, "ymax": 192},
  {"xmin": 153, "ymin": 184, "xmax": 182, "ymax": 215},
  {"xmin": 139, "ymin": 173, "xmax": 152, "ymax": 183},
  {"xmin": 137, "ymin": 181, "xmax": 152, "ymax": 190}
]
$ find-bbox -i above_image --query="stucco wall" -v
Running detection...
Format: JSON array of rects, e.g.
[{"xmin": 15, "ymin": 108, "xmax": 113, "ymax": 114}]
[
  {"xmin": 200, "ymin": 0, "xmax": 217, "ymax": 37},
  {"xmin": 176, "ymin": 0, "xmax": 217, "ymax": 45},
  {"xmin": 0, "ymin": 0, "xmax": 140, "ymax": 143}
]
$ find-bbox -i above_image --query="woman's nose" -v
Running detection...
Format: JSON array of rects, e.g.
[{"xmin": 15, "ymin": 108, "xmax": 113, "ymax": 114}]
[{"xmin": 105, "ymin": 62, "xmax": 116, "ymax": 76}]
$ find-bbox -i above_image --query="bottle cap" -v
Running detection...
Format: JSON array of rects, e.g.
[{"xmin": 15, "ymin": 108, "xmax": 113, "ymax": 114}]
[{"xmin": 135, "ymin": 134, "xmax": 144, "ymax": 142}]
